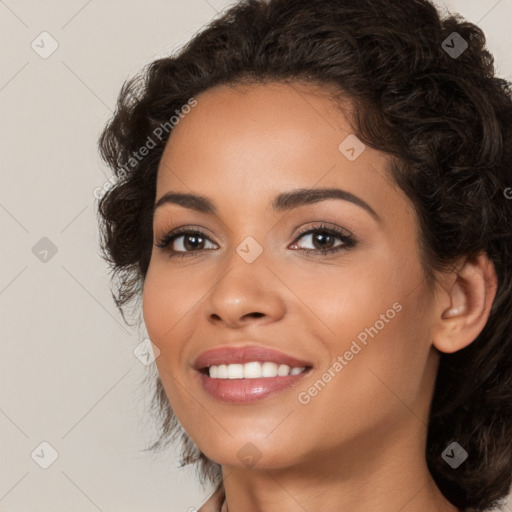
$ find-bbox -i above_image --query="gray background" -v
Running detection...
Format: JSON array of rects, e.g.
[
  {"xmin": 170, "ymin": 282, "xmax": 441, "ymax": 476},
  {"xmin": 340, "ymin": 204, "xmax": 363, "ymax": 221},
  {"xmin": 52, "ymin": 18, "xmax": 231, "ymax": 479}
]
[{"xmin": 1, "ymin": 0, "xmax": 511, "ymax": 510}]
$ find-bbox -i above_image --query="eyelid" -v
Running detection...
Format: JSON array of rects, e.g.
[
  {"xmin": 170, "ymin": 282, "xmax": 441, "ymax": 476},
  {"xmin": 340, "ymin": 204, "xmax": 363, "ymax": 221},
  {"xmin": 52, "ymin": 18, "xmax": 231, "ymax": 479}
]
[{"xmin": 292, "ymin": 221, "xmax": 354, "ymax": 240}]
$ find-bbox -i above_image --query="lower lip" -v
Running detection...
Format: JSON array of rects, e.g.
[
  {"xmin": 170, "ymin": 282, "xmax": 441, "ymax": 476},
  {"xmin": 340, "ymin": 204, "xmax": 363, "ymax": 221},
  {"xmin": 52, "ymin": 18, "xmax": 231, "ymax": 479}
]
[{"xmin": 197, "ymin": 370, "xmax": 311, "ymax": 403}]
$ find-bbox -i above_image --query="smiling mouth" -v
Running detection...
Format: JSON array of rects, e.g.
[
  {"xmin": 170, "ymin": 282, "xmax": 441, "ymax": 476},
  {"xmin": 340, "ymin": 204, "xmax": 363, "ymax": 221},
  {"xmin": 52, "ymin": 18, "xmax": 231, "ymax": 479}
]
[
  {"xmin": 193, "ymin": 344, "xmax": 314, "ymax": 402},
  {"xmin": 199, "ymin": 361, "xmax": 311, "ymax": 379},
  {"xmin": 196, "ymin": 364, "xmax": 313, "ymax": 404}
]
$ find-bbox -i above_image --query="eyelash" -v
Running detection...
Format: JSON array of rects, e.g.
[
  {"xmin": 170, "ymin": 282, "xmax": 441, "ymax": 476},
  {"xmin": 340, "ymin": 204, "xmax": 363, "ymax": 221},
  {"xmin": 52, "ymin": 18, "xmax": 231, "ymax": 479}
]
[{"xmin": 155, "ymin": 223, "xmax": 356, "ymax": 259}]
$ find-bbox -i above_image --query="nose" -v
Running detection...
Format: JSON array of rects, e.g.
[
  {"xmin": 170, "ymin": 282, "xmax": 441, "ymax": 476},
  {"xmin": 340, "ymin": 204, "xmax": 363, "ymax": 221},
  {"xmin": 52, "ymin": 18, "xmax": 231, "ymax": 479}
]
[{"xmin": 205, "ymin": 254, "xmax": 286, "ymax": 329}]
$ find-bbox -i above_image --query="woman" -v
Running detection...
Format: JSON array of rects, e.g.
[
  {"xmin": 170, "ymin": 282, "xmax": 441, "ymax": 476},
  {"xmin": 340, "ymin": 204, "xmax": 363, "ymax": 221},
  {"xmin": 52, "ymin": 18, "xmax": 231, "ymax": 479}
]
[{"xmin": 96, "ymin": 0, "xmax": 512, "ymax": 510}]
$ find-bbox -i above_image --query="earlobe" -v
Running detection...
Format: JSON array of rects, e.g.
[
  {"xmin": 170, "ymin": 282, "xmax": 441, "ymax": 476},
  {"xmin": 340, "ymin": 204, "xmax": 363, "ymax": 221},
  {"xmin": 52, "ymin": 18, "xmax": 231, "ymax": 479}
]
[{"xmin": 433, "ymin": 253, "xmax": 498, "ymax": 354}]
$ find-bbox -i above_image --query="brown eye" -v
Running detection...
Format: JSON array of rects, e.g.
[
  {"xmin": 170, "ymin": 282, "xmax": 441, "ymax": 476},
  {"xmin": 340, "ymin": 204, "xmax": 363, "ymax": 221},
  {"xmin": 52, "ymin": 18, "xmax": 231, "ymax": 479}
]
[
  {"xmin": 289, "ymin": 224, "xmax": 356, "ymax": 256},
  {"xmin": 155, "ymin": 229, "xmax": 217, "ymax": 257}
]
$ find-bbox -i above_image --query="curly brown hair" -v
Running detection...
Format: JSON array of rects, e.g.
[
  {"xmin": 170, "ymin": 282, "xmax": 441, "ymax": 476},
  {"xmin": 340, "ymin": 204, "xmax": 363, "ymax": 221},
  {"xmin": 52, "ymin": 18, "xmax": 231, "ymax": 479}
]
[{"xmin": 96, "ymin": 0, "xmax": 512, "ymax": 509}]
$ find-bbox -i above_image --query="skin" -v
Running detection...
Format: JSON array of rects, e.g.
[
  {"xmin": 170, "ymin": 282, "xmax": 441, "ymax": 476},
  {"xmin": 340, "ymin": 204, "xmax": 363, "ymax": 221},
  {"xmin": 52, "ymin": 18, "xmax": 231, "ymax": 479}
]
[{"xmin": 142, "ymin": 82, "xmax": 497, "ymax": 512}]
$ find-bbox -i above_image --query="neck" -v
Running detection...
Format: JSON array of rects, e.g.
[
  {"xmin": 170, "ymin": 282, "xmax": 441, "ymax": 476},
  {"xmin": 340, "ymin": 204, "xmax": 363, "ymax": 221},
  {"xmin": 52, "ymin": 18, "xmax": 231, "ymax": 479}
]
[{"xmin": 220, "ymin": 422, "xmax": 460, "ymax": 512}]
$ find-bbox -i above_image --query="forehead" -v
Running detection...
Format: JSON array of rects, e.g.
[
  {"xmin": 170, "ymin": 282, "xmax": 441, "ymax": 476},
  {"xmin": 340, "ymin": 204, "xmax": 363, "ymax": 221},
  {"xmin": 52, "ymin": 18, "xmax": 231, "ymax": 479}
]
[
  {"xmin": 160, "ymin": 81, "xmax": 357, "ymax": 174},
  {"xmin": 155, "ymin": 81, "xmax": 404, "ymax": 222}
]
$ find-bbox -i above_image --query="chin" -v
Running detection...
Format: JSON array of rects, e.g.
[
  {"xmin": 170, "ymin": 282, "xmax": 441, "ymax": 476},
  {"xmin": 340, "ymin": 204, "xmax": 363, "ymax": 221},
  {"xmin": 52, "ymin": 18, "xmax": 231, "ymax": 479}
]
[{"xmin": 196, "ymin": 433, "xmax": 307, "ymax": 471}]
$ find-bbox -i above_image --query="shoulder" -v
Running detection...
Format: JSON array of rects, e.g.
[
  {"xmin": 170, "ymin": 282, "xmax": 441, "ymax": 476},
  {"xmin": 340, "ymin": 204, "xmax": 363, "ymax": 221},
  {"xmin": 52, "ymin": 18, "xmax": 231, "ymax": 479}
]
[{"xmin": 198, "ymin": 483, "xmax": 225, "ymax": 512}]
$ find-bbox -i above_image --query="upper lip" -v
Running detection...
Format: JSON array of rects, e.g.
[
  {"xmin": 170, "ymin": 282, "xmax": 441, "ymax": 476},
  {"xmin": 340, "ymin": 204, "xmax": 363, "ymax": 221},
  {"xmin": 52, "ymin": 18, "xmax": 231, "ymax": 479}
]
[{"xmin": 193, "ymin": 345, "xmax": 313, "ymax": 370}]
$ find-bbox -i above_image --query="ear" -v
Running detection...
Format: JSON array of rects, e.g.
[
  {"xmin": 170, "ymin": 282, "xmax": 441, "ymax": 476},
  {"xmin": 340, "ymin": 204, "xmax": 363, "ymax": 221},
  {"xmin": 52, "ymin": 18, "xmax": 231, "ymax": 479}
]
[{"xmin": 432, "ymin": 252, "xmax": 498, "ymax": 354}]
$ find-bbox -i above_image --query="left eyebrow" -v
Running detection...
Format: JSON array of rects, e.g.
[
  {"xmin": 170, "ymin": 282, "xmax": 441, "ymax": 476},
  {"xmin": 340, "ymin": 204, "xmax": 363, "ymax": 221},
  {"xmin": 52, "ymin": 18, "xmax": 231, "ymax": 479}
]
[
  {"xmin": 154, "ymin": 187, "xmax": 380, "ymax": 222},
  {"xmin": 271, "ymin": 187, "xmax": 380, "ymax": 222}
]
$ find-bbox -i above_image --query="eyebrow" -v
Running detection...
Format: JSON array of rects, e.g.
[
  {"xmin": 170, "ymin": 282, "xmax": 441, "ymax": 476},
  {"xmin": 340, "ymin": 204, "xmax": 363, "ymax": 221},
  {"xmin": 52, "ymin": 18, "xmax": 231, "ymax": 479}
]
[{"xmin": 154, "ymin": 187, "xmax": 380, "ymax": 222}]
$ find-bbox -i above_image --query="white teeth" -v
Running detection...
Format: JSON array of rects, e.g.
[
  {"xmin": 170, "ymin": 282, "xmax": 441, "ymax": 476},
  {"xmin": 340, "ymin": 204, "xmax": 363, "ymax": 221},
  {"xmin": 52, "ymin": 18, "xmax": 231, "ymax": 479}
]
[
  {"xmin": 277, "ymin": 364, "xmax": 291, "ymax": 376},
  {"xmin": 217, "ymin": 364, "xmax": 228, "ymax": 379},
  {"xmin": 243, "ymin": 362, "xmax": 262, "ymax": 378},
  {"xmin": 262, "ymin": 361, "xmax": 278, "ymax": 377},
  {"xmin": 207, "ymin": 361, "xmax": 307, "ymax": 379},
  {"xmin": 227, "ymin": 364, "xmax": 244, "ymax": 379}
]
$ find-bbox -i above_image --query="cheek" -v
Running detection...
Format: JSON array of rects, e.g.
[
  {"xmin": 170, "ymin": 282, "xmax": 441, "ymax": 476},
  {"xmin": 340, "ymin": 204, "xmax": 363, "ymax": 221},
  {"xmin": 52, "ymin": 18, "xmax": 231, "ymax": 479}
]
[
  {"xmin": 289, "ymin": 292, "xmax": 434, "ymax": 451},
  {"xmin": 142, "ymin": 267, "xmax": 169, "ymax": 343},
  {"xmin": 286, "ymin": 251, "xmax": 406, "ymax": 342},
  {"xmin": 301, "ymin": 248, "xmax": 433, "ymax": 390},
  {"xmin": 324, "ymin": 275, "xmax": 435, "ymax": 417},
  {"xmin": 142, "ymin": 260, "xmax": 199, "ymax": 344},
  {"xmin": 142, "ymin": 265, "xmax": 194, "ymax": 410}
]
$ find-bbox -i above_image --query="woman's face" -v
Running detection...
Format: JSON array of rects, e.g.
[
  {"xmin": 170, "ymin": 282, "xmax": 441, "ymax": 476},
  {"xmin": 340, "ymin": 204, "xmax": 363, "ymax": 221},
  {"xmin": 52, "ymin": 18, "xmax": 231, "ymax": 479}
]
[{"xmin": 143, "ymin": 82, "xmax": 442, "ymax": 472}]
